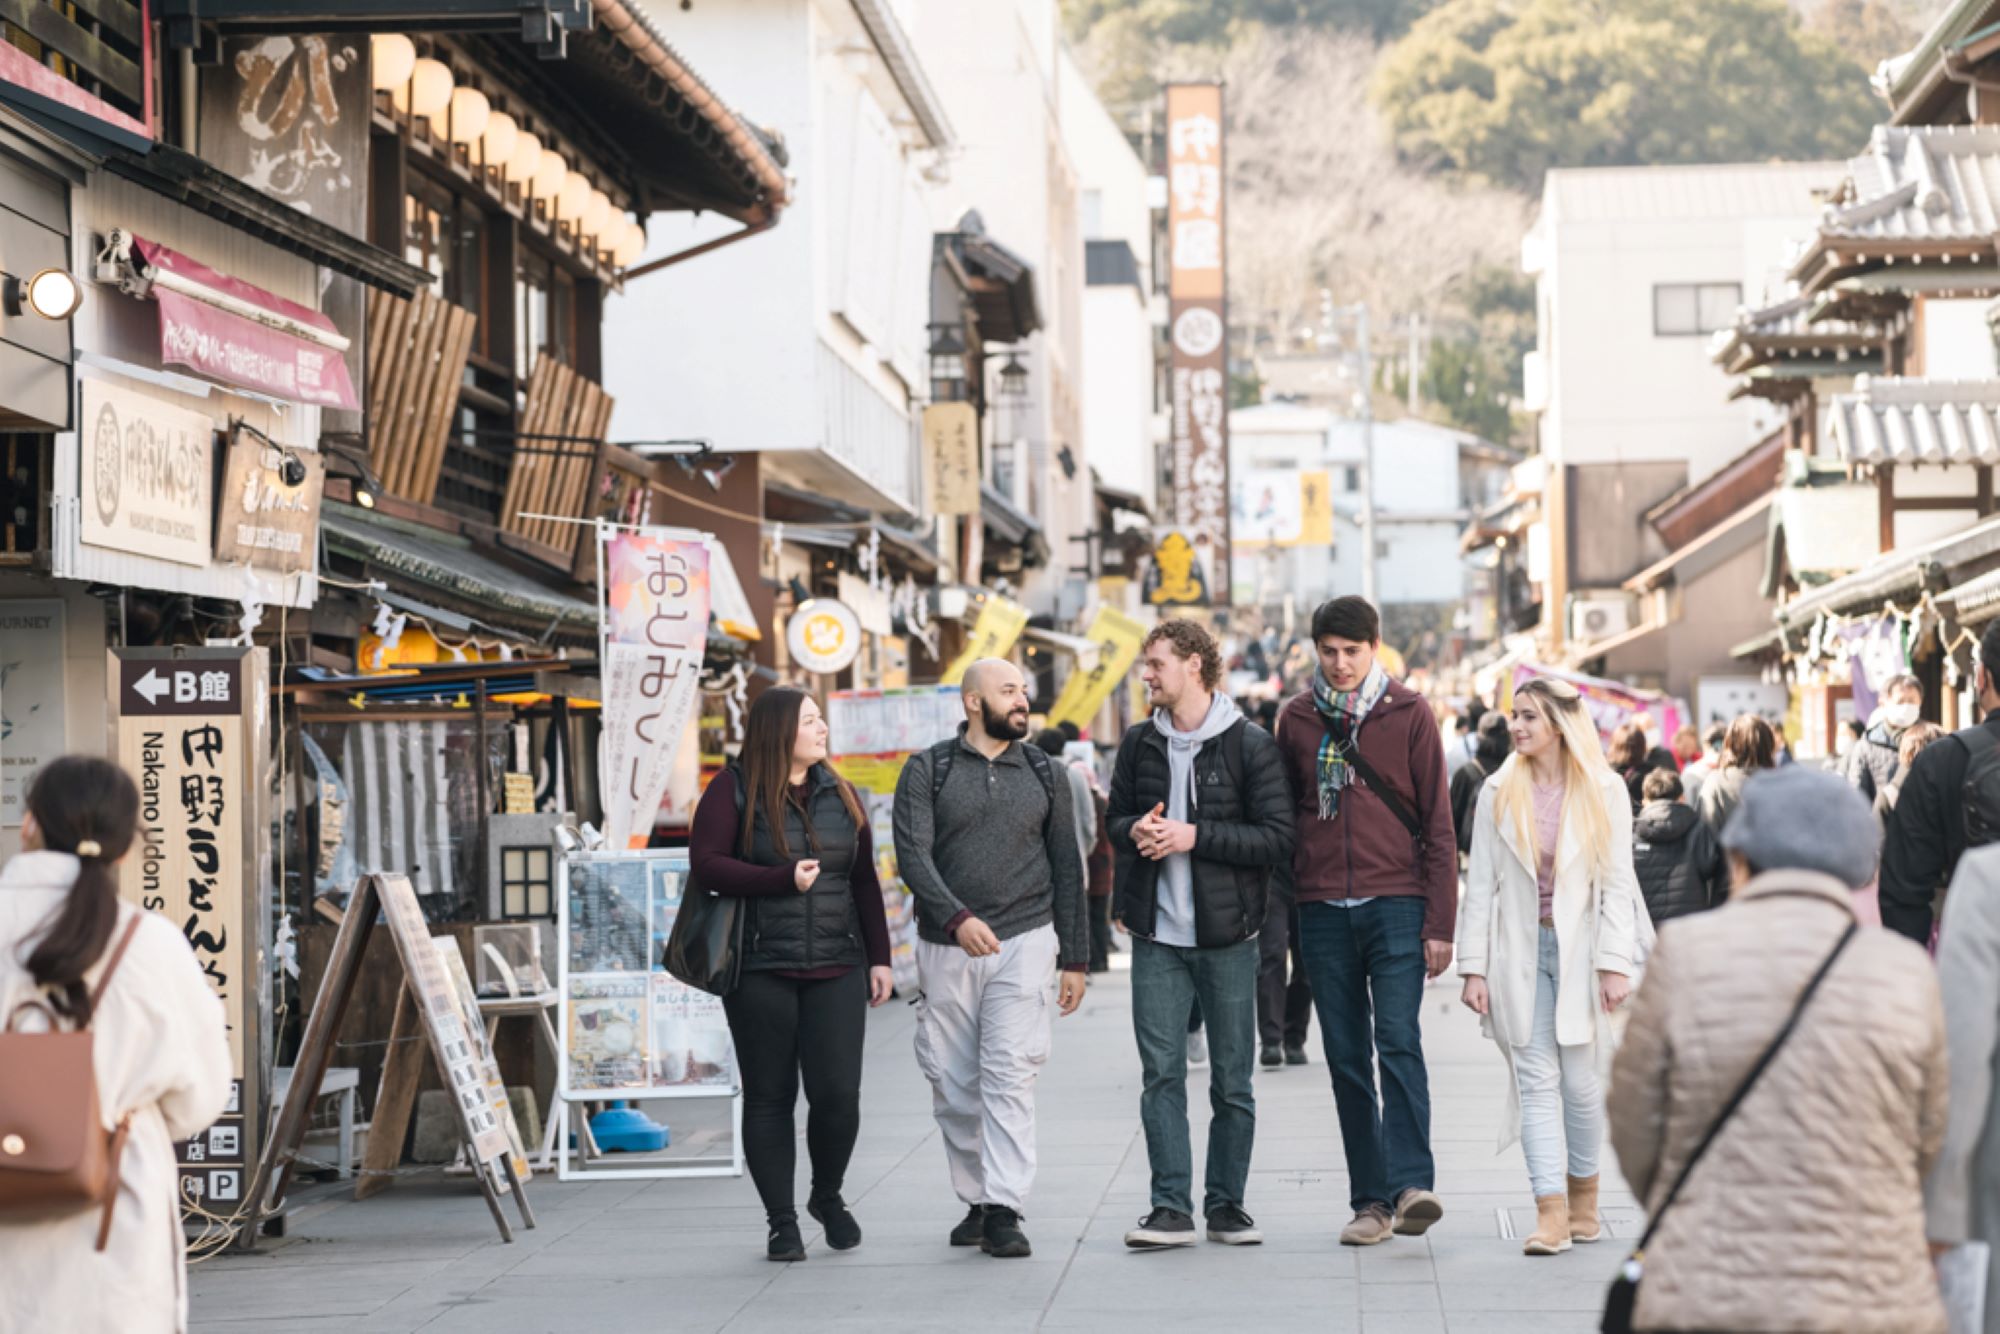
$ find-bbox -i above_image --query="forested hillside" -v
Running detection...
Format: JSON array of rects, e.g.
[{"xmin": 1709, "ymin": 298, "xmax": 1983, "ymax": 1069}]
[{"xmin": 1064, "ymin": 0, "xmax": 1934, "ymax": 442}]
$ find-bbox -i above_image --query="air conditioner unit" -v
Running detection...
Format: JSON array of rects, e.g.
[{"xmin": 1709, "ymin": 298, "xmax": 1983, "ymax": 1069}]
[{"xmin": 1571, "ymin": 595, "xmax": 1632, "ymax": 644}]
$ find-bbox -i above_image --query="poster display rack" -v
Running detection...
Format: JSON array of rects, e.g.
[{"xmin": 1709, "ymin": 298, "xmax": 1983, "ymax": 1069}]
[{"xmin": 555, "ymin": 848, "xmax": 744, "ymax": 1181}]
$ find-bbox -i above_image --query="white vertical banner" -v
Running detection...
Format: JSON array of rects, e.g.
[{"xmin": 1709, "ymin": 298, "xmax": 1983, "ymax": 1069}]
[{"xmin": 599, "ymin": 524, "xmax": 712, "ymax": 849}]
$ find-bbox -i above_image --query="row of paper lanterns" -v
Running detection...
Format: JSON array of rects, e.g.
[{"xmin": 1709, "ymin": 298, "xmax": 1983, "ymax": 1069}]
[{"xmin": 371, "ymin": 33, "xmax": 646, "ymax": 268}]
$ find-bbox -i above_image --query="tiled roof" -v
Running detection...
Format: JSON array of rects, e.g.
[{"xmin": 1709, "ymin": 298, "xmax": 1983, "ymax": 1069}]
[
  {"xmin": 1825, "ymin": 376, "xmax": 2000, "ymax": 464},
  {"xmin": 1542, "ymin": 161, "xmax": 1838, "ymax": 223},
  {"xmin": 1709, "ymin": 293, "xmax": 1887, "ymax": 373},
  {"xmin": 1819, "ymin": 125, "xmax": 2000, "ymax": 244}
]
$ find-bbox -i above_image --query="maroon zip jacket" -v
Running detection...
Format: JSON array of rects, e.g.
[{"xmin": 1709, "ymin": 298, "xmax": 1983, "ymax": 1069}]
[{"xmin": 1274, "ymin": 679, "xmax": 1458, "ymax": 943}]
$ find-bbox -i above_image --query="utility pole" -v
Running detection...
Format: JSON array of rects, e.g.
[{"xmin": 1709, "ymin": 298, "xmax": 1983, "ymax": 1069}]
[
  {"xmin": 1407, "ymin": 312, "xmax": 1422, "ymax": 416},
  {"xmin": 1357, "ymin": 303, "xmax": 1377, "ymax": 606}
]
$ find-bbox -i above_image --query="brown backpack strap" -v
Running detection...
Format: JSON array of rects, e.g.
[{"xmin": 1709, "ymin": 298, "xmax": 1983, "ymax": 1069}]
[
  {"xmin": 88, "ymin": 915, "xmax": 144, "ymax": 1022},
  {"xmin": 94, "ymin": 1113, "xmax": 133, "ymax": 1252}
]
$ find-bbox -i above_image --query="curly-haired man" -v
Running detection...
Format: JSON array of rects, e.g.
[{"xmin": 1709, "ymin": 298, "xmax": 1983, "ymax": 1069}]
[{"xmin": 1108, "ymin": 618, "xmax": 1295, "ymax": 1250}]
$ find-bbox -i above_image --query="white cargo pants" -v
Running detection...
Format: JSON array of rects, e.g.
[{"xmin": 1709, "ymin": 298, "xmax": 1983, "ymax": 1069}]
[{"xmin": 913, "ymin": 924, "xmax": 1058, "ymax": 1214}]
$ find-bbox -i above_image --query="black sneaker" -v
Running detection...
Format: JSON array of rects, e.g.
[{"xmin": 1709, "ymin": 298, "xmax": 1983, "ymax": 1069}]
[
  {"xmin": 1206, "ymin": 1203, "xmax": 1263, "ymax": 1245},
  {"xmin": 1124, "ymin": 1206, "xmax": 1197, "ymax": 1249},
  {"xmin": 949, "ymin": 1203, "xmax": 987, "ymax": 1247},
  {"xmin": 1284, "ymin": 1043, "xmax": 1308, "ymax": 1066},
  {"xmin": 766, "ymin": 1214, "xmax": 806, "ymax": 1262},
  {"xmin": 1260, "ymin": 1044, "xmax": 1284, "ymax": 1068},
  {"xmin": 808, "ymin": 1195, "xmax": 862, "ymax": 1251},
  {"xmin": 980, "ymin": 1205, "xmax": 1032, "ymax": 1258}
]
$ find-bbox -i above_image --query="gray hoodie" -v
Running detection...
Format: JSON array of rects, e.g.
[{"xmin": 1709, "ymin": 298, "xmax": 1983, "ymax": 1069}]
[{"xmin": 1152, "ymin": 692, "xmax": 1243, "ymax": 947}]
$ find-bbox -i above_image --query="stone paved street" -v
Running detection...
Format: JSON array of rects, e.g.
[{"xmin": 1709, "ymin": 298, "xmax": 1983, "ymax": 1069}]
[{"xmin": 190, "ymin": 955, "xmax": 1635, "ymax": 1333}]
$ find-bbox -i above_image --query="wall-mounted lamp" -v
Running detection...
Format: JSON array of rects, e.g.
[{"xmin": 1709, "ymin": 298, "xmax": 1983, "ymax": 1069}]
[
  {"xmin": 279, "ymin": 450, "xmax": 309, "ymax": 488},
  {"xmin": 6, "ymin": 268, "xmax": 83, "ymax": 321}
]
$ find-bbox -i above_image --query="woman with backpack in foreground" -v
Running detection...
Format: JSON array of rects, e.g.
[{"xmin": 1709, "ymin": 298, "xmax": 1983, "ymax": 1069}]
[{"xmin": 0, "ymin": 756, "xmax": 231, "ymax": 1334}]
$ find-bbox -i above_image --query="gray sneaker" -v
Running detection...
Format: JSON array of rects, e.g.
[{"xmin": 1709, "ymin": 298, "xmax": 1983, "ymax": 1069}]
[
  {"xmin": 1339, "ymin": 1205, "xmax": 1394, "ymax": 1246},
  {"xmin": 1206, "ymin": 1203, "xmax": 1263, "ymax": 1245},
  {"xmin": 1125, "ymin": 1206, "xmax": 1197, "ymax": 1249},
  {"xmin": 1186, "ymin": 1030, "xmax": 1209, "ymax": 1067},
  {"xmin": 1392, "ymin": 1188, "xmax": 1444, "ymax": 1237}
]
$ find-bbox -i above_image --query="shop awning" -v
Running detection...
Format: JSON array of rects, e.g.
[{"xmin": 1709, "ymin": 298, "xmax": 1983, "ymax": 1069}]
[
  {"xmin": 705, "ymin": 534, "xmax": 760, "ymax": 642},
  {"xmin": 1778, "ymin": 509, "xmax": 2000, "ymax": 624},
  {"xmin": 982, "ymin": 483, "xmax": 1049, "ymax": 566},
  {"xmin": 1827, "ymin": 375, "xmax": 2000, "ymax": 464},
  {"xmin": 1627, "ymin": 495, "xmax": 1774, "ymax": 593},
  {"xmin": 1021, "ymin": 625, "xmax": 1102, "ymax": 669},
  {"xmin": 322, "ymin": 503, "xmax": 598, "ymax": 630},
  {"xmin": 1941, "ymin": 566, "xmax": 2000, "ymax": 625},
  {"xmin": 108, "ymin": 230, "xmax": 359, "ymax": 410}
]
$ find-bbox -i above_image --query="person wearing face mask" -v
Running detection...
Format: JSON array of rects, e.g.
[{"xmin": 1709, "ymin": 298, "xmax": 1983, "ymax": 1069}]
[
  {"xmin": 1844, "ymin": 675, "xmax": 1925, "ymax": 804},
  {"xmin": 1456, "ymin": 676, "xmax": 1651, "ymax": 1257}
]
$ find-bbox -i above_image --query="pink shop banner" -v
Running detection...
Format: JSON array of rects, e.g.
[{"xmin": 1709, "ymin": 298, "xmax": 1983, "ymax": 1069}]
[{"xmin": 155, "ymin": 288, "xmax": 359, "ymax": 410}]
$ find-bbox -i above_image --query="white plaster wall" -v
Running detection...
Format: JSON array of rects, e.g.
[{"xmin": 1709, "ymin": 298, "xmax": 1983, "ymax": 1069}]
[{"xmin": 0, "ymin": 574, "xmax": 108, "ymax": 859}]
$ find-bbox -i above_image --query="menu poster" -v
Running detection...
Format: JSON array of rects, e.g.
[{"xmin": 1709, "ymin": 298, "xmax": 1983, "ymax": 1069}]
[
  {"xmin": 435, "ymin": 940, "xmax": 532, "ymax": 1185},
  {"xmin": 562, "ymin": 850, "xmax": 737, "ymax": 1098}
]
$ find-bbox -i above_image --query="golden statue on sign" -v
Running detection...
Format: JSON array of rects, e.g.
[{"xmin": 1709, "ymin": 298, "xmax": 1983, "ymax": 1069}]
[{"xmin": 1146, "ymin": 531, "xmax": 1209, "ymax": 606}]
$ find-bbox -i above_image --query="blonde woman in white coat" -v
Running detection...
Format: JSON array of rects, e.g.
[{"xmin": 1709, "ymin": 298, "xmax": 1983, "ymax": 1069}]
[
  {"xmin": 1456, "ymin": 677, "xmax": 1649, "ymax": 1256},
  {"xmin": 0, "ymin": 756, "xmax": 231, "ymax": 1334}
]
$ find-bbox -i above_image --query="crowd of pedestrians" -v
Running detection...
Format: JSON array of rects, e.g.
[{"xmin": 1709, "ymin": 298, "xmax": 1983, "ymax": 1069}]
[{"xmin": 16, "ymin": 599, "xmax": 2000, "ymax": 1334}]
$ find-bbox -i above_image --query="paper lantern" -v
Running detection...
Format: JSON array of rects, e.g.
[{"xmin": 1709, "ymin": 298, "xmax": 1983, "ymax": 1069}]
[
  {"xmin": 408, "ymin": 58, "xmax": 452, "ymax": 120},
  {"xmin": 370, "ymin": 34, "xmax": 415, "ymax": 91},
  {"xmin": 581, "ymin": 189, "xmax": 611, "ymax": 239},
  {"xmin": 480, "ymin": 111, "xmax": 518, "ymax": 169},
  {"xmin": 555, "ymin": 174, "xmax": 590, "ymax": 224},
  {"xmin": 439, "ymin": 87, "xmax": 489, "ymax": 146},
  {"xmin": 505, "ymin": 131, "xmax": 542, "ymax": 185},
  {"xmin": 612, "ymin": 221, "xmax": 644, "ymax": 268},
  {"xmin": 529, "ymin": 148, "xmax": 567, "ymax": 204}
]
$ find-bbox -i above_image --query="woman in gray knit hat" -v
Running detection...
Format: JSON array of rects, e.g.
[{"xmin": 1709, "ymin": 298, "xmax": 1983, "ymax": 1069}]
[{"xmin": 1609, "ymin": 765, "xmax": 1948, "ymax": 1334}]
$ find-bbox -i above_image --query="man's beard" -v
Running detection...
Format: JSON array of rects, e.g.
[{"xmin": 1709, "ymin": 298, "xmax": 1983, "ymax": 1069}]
[{"xmin": 980, "ymin": 701, "xmax": 1031, "ymax": 741}]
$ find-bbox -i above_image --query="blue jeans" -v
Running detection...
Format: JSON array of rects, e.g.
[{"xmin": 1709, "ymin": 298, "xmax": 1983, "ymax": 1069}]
[
  {"xmin": 1514, "ymin": 927, "xmax": 1600, "ymax": 1198},
  {"xmin": 1131, "ymin": 935, "xmax": 1259, "ymax": 1216},
  {"xmin": 1297, "ymin": 896, "xmax": 1434, "ymax": 1211}
]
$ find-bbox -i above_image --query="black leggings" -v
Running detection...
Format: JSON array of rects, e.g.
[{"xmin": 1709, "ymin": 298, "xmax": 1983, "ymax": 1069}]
[{"xmin": 722, "ymin": 967, "xmax": 868, "ymax": 1220}]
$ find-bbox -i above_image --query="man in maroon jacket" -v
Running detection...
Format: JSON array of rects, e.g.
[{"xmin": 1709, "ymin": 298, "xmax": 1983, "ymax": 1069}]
[{"xmin": 1274, "ymin": 596, "xmax": 1457, "ymax": 1248}]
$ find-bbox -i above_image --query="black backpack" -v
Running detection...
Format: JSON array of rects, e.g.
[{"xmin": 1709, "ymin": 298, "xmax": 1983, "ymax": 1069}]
[
  {"xmin": 929, "ymin": 736, "xmax": 1063, "ymax": 812},
  {"xmin": 1963, "ymin": 725, "xmax": 2000, "ymax": 847}
]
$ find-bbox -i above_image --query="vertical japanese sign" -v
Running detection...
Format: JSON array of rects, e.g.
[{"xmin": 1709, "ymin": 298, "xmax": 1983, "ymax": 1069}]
[
  {"xmin": 940, "ymin": 595, "xmax": 1030, "ymax": 687},
  {"xmin": 110, "ymin": 647, "xmax": 268, "ymax": 1217},
  {"xmin": 923, "ymin": 402, "xmax": 980, "ymax": 516},
  {"xmin": 599, "ymin": 526, "xmax": 711, "ymax": 848},
  {"xmin": 1047, "ymin": 606, "xmax": 1147, "ymax": 729},
  {"xmin": 1166, "ymin": 83, "xmax": 1229, "ymax": 604}
]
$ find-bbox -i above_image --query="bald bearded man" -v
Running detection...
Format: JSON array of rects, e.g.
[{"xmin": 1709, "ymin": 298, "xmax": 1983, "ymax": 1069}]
[{"xmin": 893, "ymin": 658, "xmax": 1089, "ymax": 1258}]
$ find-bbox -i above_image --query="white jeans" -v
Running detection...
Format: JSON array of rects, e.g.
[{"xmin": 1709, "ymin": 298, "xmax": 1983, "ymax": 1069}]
[
  {"xmin": 1512, "ymin": 926, "xmax": 1601, "ymax": 1198},
  {"xmin": 913, "ymin": 924, "xmax": 1058, "ymax": 1213}
]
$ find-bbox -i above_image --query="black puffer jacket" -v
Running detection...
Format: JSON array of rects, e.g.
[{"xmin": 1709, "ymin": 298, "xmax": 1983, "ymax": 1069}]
[
  {"xmin": 1631, "ymin": 800, "xmax": 1726, "ymax": 924},
  {"xmin": 737, "ymin": 763, "xmax": 865, "ymax": 973},
  {"xmin": 1107, "ymin": 716, "xmax": 1295, "ymax": 948}
]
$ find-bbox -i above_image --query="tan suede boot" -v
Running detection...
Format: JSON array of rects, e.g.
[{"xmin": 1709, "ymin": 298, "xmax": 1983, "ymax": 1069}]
[
  {"xmin": 1523, "ymin": 1194, "xmax": 1571, "ymax": 1255},
  {"xmin": 1567, "ymin": 1174, "xmax": 1601, "ymax": 1243}
]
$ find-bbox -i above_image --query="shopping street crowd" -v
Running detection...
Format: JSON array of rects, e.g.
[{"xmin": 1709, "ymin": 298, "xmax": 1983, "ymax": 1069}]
[{"xmin": 10, "ymin": 597, "xmax": 2000, "ymax": 1333}]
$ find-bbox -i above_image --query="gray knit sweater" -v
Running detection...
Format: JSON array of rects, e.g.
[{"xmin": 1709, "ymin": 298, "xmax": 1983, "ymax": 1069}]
[{"xmin": 892, "ymin": 731, "xmax": 1089, "ymax": 968}]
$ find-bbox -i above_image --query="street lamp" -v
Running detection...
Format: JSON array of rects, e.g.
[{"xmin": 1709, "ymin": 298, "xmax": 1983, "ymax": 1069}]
[
  {"xmin": 993, "ymin": 353, "xmax": 1031, "ymax": 500},
  {"xmin": 928, "ymin": 322, "xmax": 967, "ymax": 403}
]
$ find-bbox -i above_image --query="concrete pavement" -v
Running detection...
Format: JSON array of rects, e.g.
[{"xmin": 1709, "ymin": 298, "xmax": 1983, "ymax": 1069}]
[{"xmin": 190, "ymin": 954, "xmax": 1636, "ymax": 1332}]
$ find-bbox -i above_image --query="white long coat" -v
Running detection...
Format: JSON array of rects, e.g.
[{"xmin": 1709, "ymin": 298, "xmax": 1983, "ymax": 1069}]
[
  {"xmin": 1455, "ymin": 758, "xmax": 1652, "ymax": 1148},
  {"xmin": 0, "ymin": 851, "xmax": 232, "ymax": 1334}
]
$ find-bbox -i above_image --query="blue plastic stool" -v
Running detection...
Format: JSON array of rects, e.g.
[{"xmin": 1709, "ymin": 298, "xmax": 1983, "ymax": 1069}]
[{"xmin": 586, "ymin": 1103, "xmax": 670, "ymax": 1152}]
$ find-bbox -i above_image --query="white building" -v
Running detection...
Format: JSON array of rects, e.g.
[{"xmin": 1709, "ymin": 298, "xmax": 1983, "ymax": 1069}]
[
  {"xmin": 1231, "ymin": 405, "xmax": 1477, "ymax": 615},
  {"xmin": 904, "ymin": 0, "xmax": 1091, "ymax": 620},
  {"xmin": 1058, "ymin": 48, "xmax": 1161, "ymax": 518},
  {"xmin": 1522, "ymin": 162, "xmax": 1840, "ymax": 659},
  {"xmin": 602, "ymin": 0, "xmax": 953, "ymax": 518}
]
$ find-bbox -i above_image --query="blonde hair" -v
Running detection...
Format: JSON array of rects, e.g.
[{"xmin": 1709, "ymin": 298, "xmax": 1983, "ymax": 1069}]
[{"xmin": 1492, "ymin": 677, "xmax": 1617, "ymax": 878}]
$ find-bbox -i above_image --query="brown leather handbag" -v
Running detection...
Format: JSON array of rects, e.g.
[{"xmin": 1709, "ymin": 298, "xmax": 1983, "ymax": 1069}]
[{"xmin": 0, "ymin": 915, "xmax": 143, "ymax": 1251}]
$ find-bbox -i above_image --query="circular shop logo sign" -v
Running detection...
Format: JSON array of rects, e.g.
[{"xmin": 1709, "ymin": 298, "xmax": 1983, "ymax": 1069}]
[
  {"xmin": 1172, "ymin": 305, "xmax": 1224, "ymax": 359},
  {"xmin": 786, "ymin": 598, "xmax": 862, "ymax": 675},
  {"xmin": 91, "ymin": 401, "xmax": 121, "ymax": 527}
]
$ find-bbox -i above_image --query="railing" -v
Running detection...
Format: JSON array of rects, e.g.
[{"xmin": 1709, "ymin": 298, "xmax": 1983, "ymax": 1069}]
[
  {"xmin": 497, "ymin": 353, "xmax": 614, "ymax": 566},
  {"xmin": 0, "ymin": 0, "xmax": 147, "ymax": 125}
]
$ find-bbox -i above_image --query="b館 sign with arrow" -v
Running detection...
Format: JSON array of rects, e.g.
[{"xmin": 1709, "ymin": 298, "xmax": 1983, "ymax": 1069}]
[{"xmin": 109, "ymin": 646, "xmax": 271, "ymax": 1231}]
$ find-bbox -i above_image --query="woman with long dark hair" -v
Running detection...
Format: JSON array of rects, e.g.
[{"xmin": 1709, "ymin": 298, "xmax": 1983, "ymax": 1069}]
[
  {"xmin": 1696, "ymin": 714, "xmax": 1778, "ymax": 839},
  {"xmin": 689, "ymin": 687, "xmax": 892, "ymax": 1261},
  {"xmin": 0, "ymin": 756, "xmax": 230, "ymax": 1332}
]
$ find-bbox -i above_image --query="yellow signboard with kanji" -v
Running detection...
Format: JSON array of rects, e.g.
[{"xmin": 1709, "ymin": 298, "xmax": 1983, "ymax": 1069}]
[
  {"xmin": 941, "ymin": 595, "xmax": 1029, "ymax": 686},
  {"xmin": 1048, "ymin": 606, "xmax": 1148, "ymax": 729}
]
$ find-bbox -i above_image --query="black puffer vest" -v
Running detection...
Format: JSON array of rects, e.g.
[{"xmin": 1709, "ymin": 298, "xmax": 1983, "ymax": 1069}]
[{"xmin": 736, "ymin": 763, "xmax": 865, "ymax": 973}]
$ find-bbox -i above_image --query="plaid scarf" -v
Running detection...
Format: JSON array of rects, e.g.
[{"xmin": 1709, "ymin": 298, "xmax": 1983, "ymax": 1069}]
[{"xmin": 1310, "ymin": 663, "xmax": 1390, "ymax": 820}]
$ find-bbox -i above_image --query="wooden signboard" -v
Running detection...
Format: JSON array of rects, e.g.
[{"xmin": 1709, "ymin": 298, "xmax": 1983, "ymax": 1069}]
[
  {"xmin": 110, "ymin": 646, "xmax": 269, "ymax": 1225},
  {"xmin": 214, "ymin": 430, "xmax": 326, "ymax": 575},
  {"xmin": 248, "ymin": 873, "xmax": 534, "ymax": 1243}
]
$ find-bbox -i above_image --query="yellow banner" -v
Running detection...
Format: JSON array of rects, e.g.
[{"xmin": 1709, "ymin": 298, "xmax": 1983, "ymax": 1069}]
[
  {"xmin": 1048, "ymin": 606, "xmax": 1148, "ymax": 729},
  {"xmin": 941, "ymin": 595, "xmax": 1030, "ymax": 686}
]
